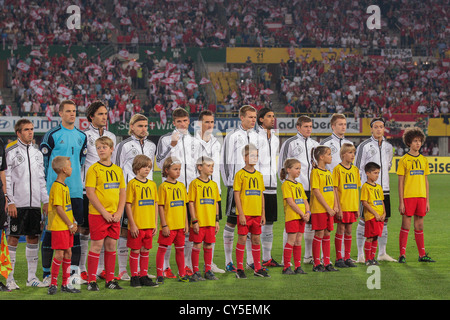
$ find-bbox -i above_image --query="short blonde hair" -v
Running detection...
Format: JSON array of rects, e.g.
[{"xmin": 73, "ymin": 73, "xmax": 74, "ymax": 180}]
[
  {"xmin": 242, "ymin": 143, "xmax": 258, "ymax": 158},
  {"xmin": 239, "ymin": 105, "xmax": 256, "ymax": 118},
  {"xmin": 132, "ymin": 154, "xmax": 153, "ymax": 175},
  {"xmin": 340, "ymin": 143, "xmax": 356, "ymax": 158},
  {"xmin": 330, "ymin": 113, "xmax": 346, "ymax": 126},
  {"xmin": 128, "ymin": 114, "xmax": 148, "ymax": 135},
  {"xmin": 95, "ymin": 136, "xmax": 114, "ymax": 149},
  {"xmin": 52, "ymin": 156, "xmax": 70, "ymax": 174}
]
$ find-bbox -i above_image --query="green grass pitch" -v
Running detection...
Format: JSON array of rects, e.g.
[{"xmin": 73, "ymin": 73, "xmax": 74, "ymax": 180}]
[{"xmin": 1, "ymin": 174, "xmax": 449, "ymax": 301}]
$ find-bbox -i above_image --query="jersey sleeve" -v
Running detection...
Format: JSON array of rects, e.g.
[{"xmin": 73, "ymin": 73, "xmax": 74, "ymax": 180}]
[
  {"xmin": 85, "ymin": 165, "xmax": 97, "ymax": 189},
  {"xmin": 188, "ymin": 180, "xmax": 196, "ymax": 202},
  {"xmin": 51, "ymin": 184, "xmax": 64, "ymax": 207},
  {"xmin": 40, "ymin": 131, "xmax": 55, "ymax": 178},
  {"xmin": 423, "ymin": 157, "xmax": 430, "ymax": 175},
  {"xmin": 360, "ymin": 184, "xmax": 368, "ymax": 202},
  {"xmin": 310, "ymin": 169, "xmax": 320, "ymax": 190},
  {"xmin": 158, "ymin": 184, "xmax": 166, "ymax": 206},
  {"xmin": 233, "ymin": 171, "xmax": 242, "ymax": 191},
  {"xmin": 126, "ymin": 181, "xmax": 134, "ymax": 204},
  {"xmin": 396, "ymin": 157, "xmax": 406, "ymax": 176},
  {"xmin": 281, "ymin": 182, "xmax": 292, "ymax": 200},
  {"xmin": 118, "ymin": 168, "xmax": 126, "ymax": 189},
  {"xmin": 332, "ymin": 166, "xmax": 340, "ymax": 187}
]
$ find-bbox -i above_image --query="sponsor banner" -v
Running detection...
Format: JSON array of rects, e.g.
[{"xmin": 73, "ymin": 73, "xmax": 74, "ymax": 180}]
[
  {"xmin": 0, "ymin": 116, "xmax": 89, "ymax": 134},
  {"xmin": 384, "ymin": 115, "xmax": 428, "ymax": 138},
  {"xmin": 381, "ymin": 49, "xmax": 412, "ymax": 59},
  {"xmin": 226, "ymin": 47, "xmax": 357, "ymax": 64},
  {"xmin": 390, "ymin": 156, "xmax": 450, "ymax": 175},
  {"xmin": 275, "ymin": 117, "xmax": 362, "ymax": 134}
]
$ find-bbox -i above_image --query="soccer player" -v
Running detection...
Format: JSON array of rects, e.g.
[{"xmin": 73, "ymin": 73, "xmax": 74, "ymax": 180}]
[
  {"xmin": 220, "ymin": 105, "xmax": 260, "ymax": 272},
  {"xmin": 194, "ymin": 110, "xmax": 224, "ymax": 274},
  {"xmin": 125, "ymin": 155, "xmax": 159, "ymax": 287},
  {"xmin": 113, "ymin": 113, "xmax": 156, "ymax": 280},
  {"xmin": 233, "ymin": 144, "xmax": 269, "ymax": 279},
  {"xmin": 360, "ymin": 162, "xmax": 386, "ymax": 266},
  {"xmin": 309, "ymin": 146, "xmax": 340, "ymax": 272},
  {"xmin": 397, "ymin": 127, "xmax": 435, "ymax": 263},
  {"xmin": 355, "ymin": 117, "xmax": 395, "ymax": 263},
  {"xmin": 47, "ymin": 156, "xmax": 80, "ymax": 295},
  {"xmin": 80, "ymin": 101, "xmax": 117, "ymax": 281},
  {"xmin": 278, "ymin": 115, "xmax": 319, "ymax": 265},
  {"xmin": 332, "ymin": 143, "xmax": 360, "ymax": 268},
  {"xmin": 280, "ymin": 158, "xmax": 310, "ymax": 275},
  {"xmin": 320, "ymin": 113, "xmax": 354, "ymax": 171},
  {"xmin": 85, "ymin": 137, "xmax": 126, "ymax": 291},
  {"xmin": 156, "ymin": 108, "xmax": 201, "ymax": 277},
  {"xmin": 0, "ymin": 138, "xmax": 8, "ymax": 291},
  {"xmin": 5, "ymin": 119, "xmax": 49, "ymax": 290},
  {"xmin": 40, "ymin": 100, "xmax": 87, "ymax": 284},
  {"xmin": 155, "ymin": 156, "xmax": 190, "ymax": 284},
  {"xmin": 254, "ymin": 107, "xmax": 281, "ymax": 268},
  {"xmin": 188, "ymin": 156, "xmax": 221, "ymax": 281}
]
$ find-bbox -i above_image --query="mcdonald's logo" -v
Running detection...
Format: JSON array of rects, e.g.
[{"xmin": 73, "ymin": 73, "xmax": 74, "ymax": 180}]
[
  {"xmin": 412, "ymin": 159, "xmax": 422, "ymax": 170},
  {"xmin": 325, "ymin": 175, "xmax": 333, "ymax": 186},
  {"xmin": 410, "ymin": 159, "xmax": 424, "ymax": 175},
  {"xmin": 345, "ymin": 173, "xmax": 354, "ymax": 183},
  {"xmin": 173, "ymin": 188, "xmax": 182, "ymax": 200},
  {"xmin": 248, "ymin": 177, "xmax": 259, "ymax": 189},
  {"xmin": 374, "ymin": 188, "xmax": 381, "ymax": 200},
  {"xmin": 105, "ymin": 170, "xmax": 118, "ymax": 182},
  {"xmin": 295, "ymin": 187, "xmax": 302, "ymax": 200},
  {"xmin": 203, "ymin": 186, "xmax": 213, "ymax": 198},
  {"xmin": 141, "ymin": 187, "xmax": 152, "ymax": 199}
]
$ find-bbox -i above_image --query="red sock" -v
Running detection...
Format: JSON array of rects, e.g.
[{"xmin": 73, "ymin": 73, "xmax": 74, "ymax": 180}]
[
  {"xmin": 371, "ymin": 240, "xmax": 378, "ymax": 261},
  {"xmin": 283, "ymin": 243, "xmax": 293, "ymax": 269},
  {"xmin": 235, "ymin": 243, "xmax": 245, "ymax": 270},
  {"xmin": 344, "ymin": 235, "xmax": 352, "ymax": 260},
  {"xmin": 364, "ymin": 241, "xmax": 372, "ymax": 261},
  {"xmin": 313, "ymin": 236, "xmax": 322, "ymax": 266},
  {"xmin": 129, "ymin": 251, "xmax": 140, "ymax": 277},
  {"xmin": 414, "ymin": 230, "xmax": 425, "ymax": 257},
  {"xmin": 87, "ymin": 251, "xmax": 100, "ymax": 283},
  {"xmin": 191, "ymin": 247, "xmax": 201, "ymax": 273},
  {"xmin": 399, "ymin": 227, "xmax": 409, "ymax": 256},
  {"xmin": 139, "ymin": 251, "xmax": 149, "ymax": 277},
  {"xmin": 322, "ymin": 235, "xmax": 331, "ymax": 265},
  {"xmin": 104, "ymin": 251, "xmax": 116, "ymax": 283},
  {"xmin": 62, "ymin": 258, "xmax": 71, "ymax": 286},
  {"xmin": 335, "ymin": 234, "xmax": 343, "ymax": 260},
  {"xmin": 51, "ymin": 258, "xmax": 61, "ymax": 286},
  {"xmin": 156, "ymin": 245, "xmax": 167, "ymax": 277},
  {"xmin": 252, "ymin": 244, "xmax": 261, "ymax": 271},
  {"xmin": 293, "ymin": 245, "xmax": 302, "ymax": 268},
  {"xmin": 175, "ymin": 245, "xmax": 185, "ymax": 277},
  {"xmin": 204, "ymin": 247, "xmax": 213, "ymax": 273}
]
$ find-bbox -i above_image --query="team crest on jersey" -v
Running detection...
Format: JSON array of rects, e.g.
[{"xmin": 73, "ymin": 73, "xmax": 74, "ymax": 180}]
[
  {"xmin": 367, "ymin": 145, "xmax": 377, "ymax": 158},
  {"xmin": 88, "ymin": 136, "xmax": 95, "ymax": 146},
  {"xmin": 131, "ymin": 148, "xmax": 138, "ymax": 157},
  {"xmin": 292, "ymin": 143, "xmax": 303, "ymax": 156},
  {"xmin": 329, "ymin": 142, "xmax": 338, "ymax": 154},
  {"xmin": 41, "ymin": 147, "xmax": 48, "ymax": 155},
  {"xmin": 16, "ymin": 154, "xmax": 24, "ymax": 164}
]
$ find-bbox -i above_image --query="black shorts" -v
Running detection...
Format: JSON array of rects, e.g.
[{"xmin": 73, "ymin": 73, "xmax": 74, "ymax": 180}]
[
  {"xmin": 8, "ymin": 208, "xmax": 42, "ymax": 237},
  {"xmin": 225, "ymin": 186, "xmax": 237, "ymax": 225},
  {"xmin": 264, "ymin": 193, "xmax": 278, "ymax": 223},
  {"xmin": 82, "ymin": 194, "xmax": 90, "ymax": 229},
  {"xmin": 71, "ymin": 197, "xmax": 84, "ymax": 226}
]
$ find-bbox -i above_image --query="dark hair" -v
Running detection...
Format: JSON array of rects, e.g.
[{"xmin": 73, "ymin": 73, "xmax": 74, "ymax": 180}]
[
  {"xmin": 14, "ymin": 118, "xmax": 33, "ymax": 134},
  {"xmin": 59, "ymin": 99, "xmax": 76, "ymax": 112},
  {"xmin": 257, "ymin": 107, "xmax": 273, "ymax": 126},
  {"xmin": 86, "ymin": 101, "xmax": 107, "ymax": 123},
  {"xmin": 402, "ymin": 127, "xmax": 426, "ymax": 147},
  {"xmin": 280, "ymin": 158, "xmax": 301, "ymax": 181},
  {"xmin": 370, "ymin": 117, "xmax": 386, "ymax": 127},
  {"xmin": 199, "ymin": 110, "xmax": 214, "ymax": 121},
  {"xmin": 172, "ymin": 107, "xmax": 189, "ymax": 119},
  {"xmin": 364, "ymin": 162, "xmax": 381, "ymax": 173}
]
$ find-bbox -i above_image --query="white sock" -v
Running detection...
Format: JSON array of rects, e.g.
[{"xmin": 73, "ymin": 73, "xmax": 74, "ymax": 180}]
[
  {"xmin": 118, "ymin": 236, "xmax": 128, "ymax": 273},
  {"xmin": 246, "ymin": 234, "xmax": 253, "ymax": 265},
  {"xmin": 223, "ymin": 224, "xmax": 235, "ymax": 265},
  {"xmin": 261, "ymin": 224, "xmax": 274, "ymax": 262},
  {"xmin": 281, "ymin": 229, "xmax": 287, "ymax": 265},
  {"xmin": 356, "ymin": 220, "xmax": 366, "ymax": 257},
  {"xmin": 7, "ymin": 245, "xmax": 17, "ymax": 281},
  {"xmin": 79, "ymin": 234, "xmax": 89, "ymax": 272},
  {"xmin": 378, "ymin": 221, "xmax": 388, "ymax": 256},
  {"xmin": 164, "ymin": 245, "xmax": 172, "ymax": 269},
  {"xmin": 97, "ymin": 246, "xmax": 105, "ymax": 274},
  {"xmin": 184, "ymin": 234, "xmax": 192, "ymax": 269},
  {"xmin": 303, "ymin": 224, "xmax": 314, "ymax": 258},
  {"xmin": 26, "ymin": 243, "xmax": 39, "ymax": 281}
]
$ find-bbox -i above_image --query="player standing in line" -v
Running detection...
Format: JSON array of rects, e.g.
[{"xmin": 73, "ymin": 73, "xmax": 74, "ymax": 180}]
[
  {"xmin": 125, "ymin": 155, "xmax": 159, "ymax": 287},
  {"xmin": 233, "ymin": 144, "xmax": 269, "ymax": 279},
  {"xmin": 188, "ymin": 156, "xmax": 221, "ymax": 281},
  {"xmin": 280, "ymin": 158, "xmax": 310, "ymax": 275},
  {"xmin": 40, "ymin": 100, "xmax": 87, "ymax": 284},
  {"xmin": 397, "ymin": 127, "xmax": 435, "ymax": 263},
  {"xmin": 360, "ymin": 162, "xmax": 386, "ymax": 265},
  {"xmin": 156, "ymin": 108, "xmax": 201, "ymax": 277},
  {"xmin": 355, "ymin": 118, "xmax": 395, "ymax": 263},
  {"xmin": 252, "ymin": 107, "xmax": 281, "ymax": 268},
  {"xmin": 5, "ymin": 119, "xmax": 49, "ymax": 289},
  {"xmin": 332, "ymin": 143, "xmax": 360, "ymax": 268},
  {"xmin": 47, "ymin": 157, "xmax": 80, "ymax": 295},
  {"xmin": 80, "ymin": 101, "xmax": 117, "ymax": 281},
  {"xmin": 155, "ymin": 157, "xmax": 190, "ymax": 284},
  {"xmin": 195, "ymin": 110, "xmax": 225, "ymax": 274},
  {"xmin": 113, "ymin": 113, "xmax": 156, "ymax": 280},
  {"xmin": 86, "ymin": 136, "xmax": 126, "ymax": 291},
  {"xmin": 277, "ymin": 116, "xmax": 319, "ymax": 265},
  {"xmin": 220, "ymin": 105, "xmax": 260, "ymax": 272},
  {"xmin": 309, "ymin": 146, "xmax": 340, "ymax": 272}
]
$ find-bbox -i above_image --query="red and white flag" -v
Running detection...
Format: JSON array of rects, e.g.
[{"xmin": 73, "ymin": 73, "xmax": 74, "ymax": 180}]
[
  {"xmin": 160, "ymin": 110, "xmax": 167, "ymax": 125},
  {"xmin": 199, "ymin": 77, "xmax": 211, "ymax": 85},
  {"xmin": 45, "ymin": 106, "xmax": 53, "ymax": 121},
  {"xmin": 57, "ymin": 85, "xmax": 72, "ymax": 97},
  {"xmin": 195, "ymin": 37, "xmax": 204, "ymax": 47},
  {"xmin": 118, "ymin": 49, "xmax": 129, "ymax": 60},
  {"xmin": 30, "ymin": 50, "xmax": 43, "ymax": 57},
  {"xmin": 17, "ymin": 61, "xmax": 30, "ymax": 72}
]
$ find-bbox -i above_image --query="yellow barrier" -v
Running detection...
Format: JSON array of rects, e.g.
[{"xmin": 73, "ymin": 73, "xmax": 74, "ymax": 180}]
[{"xmin": 390, "ymin": 156, "xmax": 450, "ymax": 174}]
